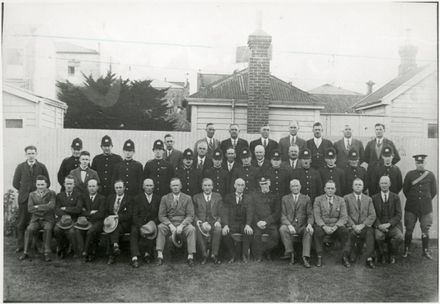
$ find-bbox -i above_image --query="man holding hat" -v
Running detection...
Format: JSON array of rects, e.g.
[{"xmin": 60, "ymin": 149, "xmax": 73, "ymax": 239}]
[
  {"xmin": 143, "ymin": 139, "xmax": 174, "ymax": 197},
  {"xmin": 250, "ymin": 176, "xmax": 281, "ymax": 262},
  {"xmin": 231, "ymin": 148, "xmax": 259, "ymax": 194},
  {"xmin": 193, "ymin": 178, "xmax": 223, "ymax": 264},
  {"xmin": 54, "ymin": 175, "xmax": 83, "ymax": 258},
  {"xmin": 263, "ymin": 150, "xmax": 292, "ymax": 197},
  {"xmin": 57, "ymin": 137, "xmax": 83, "ymax": 191},
  {"xmin": 131, "ymin": 178, "xmax": 161, "ymax": 268},
  {"xmin": 292, "ymin": 148, "xmax": 323, "ymax": 204},
  {"xmin": 402, "ymin": 154, "xmax": 437, "ymax": 259},
  {"xmin": 342, "ymin": 149, "xmax": 368, "ymax": 196},
  {"xmin": 156, "ymin": 178, "xmax": 196, "ymax": 266},
  {"xmin": 70, "ymin": 151, "xmax": 100, "ymax": 194},
  {"xmin": 112, "ymin": 139, "xmax": 143, "ymax": 197},
  {"xmin": 368, "ymin": 146, "xmax": 402, "ymax": 196},
  {"xmin": 174, "ymin": 149, "xmax": 203, "ymax": 196},
  {"xmin": 204, "ymin": 149, "xmax": 229, "ymax": 196},
  {"xmin": 319, "ymin": 148, "xmax": 345, "ymax": 197},
  {"xmin": 91, "ymin": 135, "xmax": 122, "ymax": 196}
]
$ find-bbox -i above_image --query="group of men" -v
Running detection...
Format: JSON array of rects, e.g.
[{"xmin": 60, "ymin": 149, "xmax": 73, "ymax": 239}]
[{"xmin": 13, "ymin": 121, "xmax": 436, "ymax": 269}]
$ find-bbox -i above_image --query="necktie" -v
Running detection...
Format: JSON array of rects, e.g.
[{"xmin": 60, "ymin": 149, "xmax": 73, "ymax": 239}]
[
  {"xmin": 114, "ymin": 198, "xmax": 121, "ymax": 214},
  {"xmin": 328, "ymin": 197, "xmax": 333, "ymax": 213},
  {"xmin": 208, "ymin": 139, "xmax": 213, "ymax": 150},
  {"xmin": 167, "ymin": 150, "xmax": 171, "ymax": 157},
  {"xmin": 90, "ymin": 196, "xmax": 94, "ymax": 202},
  {"xmin": 206, "ymin": 196, "xmax": 212, "ymax": 219},
  {"xmin": 173, "ymin": 196, "xmax": 178, "ymax": 209},
  {"xmin": 236, "ymin": 195, "xmax": 242, "ymax": 204},
  {"xmin": 346, "ymin": 139, "xmax": 351, "ymax": 151},
  {"xmin": 198, "ymin": 159, "xmax": 203, "ymax": 169},
  {"xmin": 229, "ymin": 163, "xmax": 233, "ymax": 171},
  {"xmin": 67, "ymin": 192, "xmax": 71, "ymax": 198},
  {"xmin": 293, "ymin": 195, "xmax": 298, "ymax": 204},
  {"xmin": 263, "ymin": 139, "xmax": 267, "ymax": 148},
  {"xmin": 29, "ymin": 164, "xmax": 34, "ymax": 175},
  {"xmin": 232, "ymin": 139, "xmax": 236, "ymax": 148},
  {"xmin": 384, "ymin": 193, "xmax": 388, "ymax": 203},
  {"xmin": 290, "ymin": 136, "xmax": 295, "ymax": 146},
  {"xmin": 291, "ymin": 160, "xmax": 295, "ymax": 168},
  {"xmin": 356, "ymin": 196, "xmax": 362, "ymax": 223}
]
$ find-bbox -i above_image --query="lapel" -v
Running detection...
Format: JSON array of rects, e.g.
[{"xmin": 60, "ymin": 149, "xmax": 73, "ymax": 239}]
[
  {"xmin": 351, "ymin": 193, "xmax": 360, "ymax": 213},
  {"xmin": 289, "ymin": 194, "xmax": 297, "ymax": 215},
  {"xmin": 118, "ymin": 196, "xmax": 127, "ymax": 212}
]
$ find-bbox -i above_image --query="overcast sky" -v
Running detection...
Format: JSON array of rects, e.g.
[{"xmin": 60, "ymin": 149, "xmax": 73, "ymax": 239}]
[{"xmin": 4, "ymin": 1, "xmax": 438, "ymax": 94}]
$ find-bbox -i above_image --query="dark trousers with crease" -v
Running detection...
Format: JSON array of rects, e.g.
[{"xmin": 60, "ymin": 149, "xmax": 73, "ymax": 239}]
[
  {"xmin": 130, "ymin": 225, "xmax": 156, "ymax": 258},
  {"xmin": 107, "ymin": 221, "xmax": 131, "ymax": 255},
  {"xmin": 252, "ymin": 225, "xmax": 279, "ymax": 259},
  {"xmin": 196, "ymin": 225, "xmax": 222, "ymax": 258},
  {"xmin": 16, "ymin": 202, "xmax": 31, "ymax": 249},
  {"xmin": 75, "ymin": 221, "xmax": 103, "ymax": 255},
  {"xmin": 348, "ymin": 226, "xmax": 375, "ymax": 259},
  {"xmin": 314, "ymin": 225, "xmax": 350, "ymax": 257}
]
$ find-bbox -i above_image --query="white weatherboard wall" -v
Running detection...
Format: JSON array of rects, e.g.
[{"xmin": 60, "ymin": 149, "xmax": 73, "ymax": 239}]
[{"xmin": 3, "ymin": 92, "xmax": 38, "ymax": 127}]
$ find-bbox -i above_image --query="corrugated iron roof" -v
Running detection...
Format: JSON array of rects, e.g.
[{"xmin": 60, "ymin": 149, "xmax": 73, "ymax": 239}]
[
  {"xmin": 309, "ymin": 83, "xmax": 362, "ymax": 96},
  {"xmin": 312, "ymin": 94, "xmax": 363, "ymax": 113},
  {"xmin": 54, "ymin": 41, "xmax": 99, "ymax": 54}
]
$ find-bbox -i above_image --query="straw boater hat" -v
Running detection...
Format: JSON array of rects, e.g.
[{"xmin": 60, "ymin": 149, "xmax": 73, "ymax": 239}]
[
  {"xmin": 74, "ymin": 216, "xmax": 92, "ymax": 230},
  {"xmin": 196, "ymin": 220, "xmax": 211, "ymax": 238},
  {"xmin": 171, "ymin": 230, "xmax": 183, "ymax": 248},
  {"xmin": 140, "ymin": 221, "xmax": 157, "ymax": 240},
  {"xmin": 56, "ymin": 215, "xmax": 73, "ymax": 230},
  {"xmin": 231, "ymin": 233, "xmax": 243, "ymax": 242},
  {"xmin": 103, "ymin": 215, "xmax": 118, "ymax": 234}
]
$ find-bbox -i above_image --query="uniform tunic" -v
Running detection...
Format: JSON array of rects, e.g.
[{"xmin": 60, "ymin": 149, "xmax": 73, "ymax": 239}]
[
  {"xmin": 57, "ymin": 156, "xmax": 80, "ymax": 189},
  {"xmin": 204, "ymin": 166, "xmax": 230, "ymax": 196},
  {"xmin": 369, "ymin": 164, "xmax": 403, "ymax": 196},
  {"xmin": 264, "ymin": 166, "xmax": 292, "ymax": 197},
  {"xmin": 174, "ymin": 166, "xmax": 203, "ymax": 196},
  {"xmin": 143, "ymin": 159, "xmax": 174, "ymax": 197},
  {"xmin": 91, "ymin": 153, "xmax": 123, "ymax": 196},
  {"xmin": 112, "ymin": 159, "xmax": 143, "ymax": 197},
  {"xmin": 343, "ymin": 165, "xmax": 368, "ymax": 196},
  {"xmin": 231, "ymin": 165, "xmax": 260, "ymax": 194},
  {"xmin": 291, "ymin": 167, "xmax": 323, "ymax": 203},
  {"xmin": 403, "ymin": 170, "xmax": 437, "ymax": 215},
  {"xmin": 319, "ymin": 166, "xmax": 345, "ymax": 196}
]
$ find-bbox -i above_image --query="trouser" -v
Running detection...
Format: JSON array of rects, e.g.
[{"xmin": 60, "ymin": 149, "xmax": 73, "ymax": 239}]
[
  {"xmin": 223, "ymin": 224, "xmax": 252, "ymax": 259},
  {"xmin": 16, "ymin": 202, "xmax": 31, "ymax": 249},
  {"xmin": 252, "ymin": 225, "xmax": 279, "ymax": 259},
  {"xmin": 24, "ymin": 219, "xmax": 53, "ymax": 255},
  {"xmin": 404, "ymin": 211, "xmax": 433, "ymax": 250},
  {"xmin": 314, "ymin": 225, "xmax": 350, "ymax": 257},
  {"xmin": 130, "ymin": 225, "xmax": 156, "ymax": 258},
  {"xmin": 196, "ymin": 225, "xmax": 222, "ymax": 257},
  {"xmin": 279, "ymin": 225, "xmax": 312, "ymax": 257},
  {"xmin": 75, "ymin": 222, "xmax": 103, "ymax": 255},
  {"xmin": 375, "ymin": 226, "xmax": 403, "ymax": 256},
  {"xmin": 54, "ymin": 226, "xmax": 76, "ymax": 254},
  {"xmin": 348, "ymin": 226, "xmax": 375, "ymax": 259},
  {"xmin": 106, "ymin": 221, "xmax": 131, "ymax": 255},
  {"xmin": 156, "ymin": 223, "xmax": 196, "ymax": 254}
]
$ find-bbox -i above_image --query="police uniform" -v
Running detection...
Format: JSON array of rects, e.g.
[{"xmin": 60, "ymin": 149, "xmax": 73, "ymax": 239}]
[
  {"xmin": 343, "ymin": 149, "xmax": 368, "ymax": 196},
  {"xmin": 174, "ymin": 149, "xmax": 203, "ymax": 196},
  {"xmin": 91, "ymin": 136, "xmax": 123, "ymax": 196},
  {"xmin": 403, "ymin": 154, "xmax": 437, "ymax": 259},
  {"xmin": 319, "ymin": 148, "xmax": 345, "ymax": 197},
  {"xmin": 143, "ymin": 140, "xmax": 174, "ymax": 197},
  {"xmin": 264, "ymin": 150, "xmax": 292, "ymax": 197},
  {"xmin": 368, "ymin": 146, "xmax": 403, "ymax": 196},
  {"xmin": 204, "ymin": 149, "xmax": 230, "ymax": 196},
  {"xmin": 112, "ymin": 140, "xmax": 143, "ymax": 197},
  {"xmin": 231, "ymin": 149, "xmax": 259, "ymax": 194},
  {"xmin": 57, "ymin": 138, "xmax": 82, "ymax": 190},
  {"xmin": 291, "ymin": 149, "xmax": 323, "ymax": 204}
]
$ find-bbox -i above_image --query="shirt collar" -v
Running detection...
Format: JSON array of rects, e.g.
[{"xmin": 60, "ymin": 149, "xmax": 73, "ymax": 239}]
[
  {"xmin": 27, "ymin": 160, "xmax": 36, "ymax": 166},
  {"xmin": 173, "ymin": 193, "xmax": 180, "ymax": 200},
  {"xmin": 204, "ymin": 192, "xmax": 212, "ymax": 200},
  {"xmin": 116, "ymin": 194, "xmax": 124, "ymax": 200}
]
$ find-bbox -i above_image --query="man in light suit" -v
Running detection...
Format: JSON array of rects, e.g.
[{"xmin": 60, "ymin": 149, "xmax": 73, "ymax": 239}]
[
  {"xmin": 164, "ymin": 134, "xmax": 183, "ymax": 168},
  {"xmin": 194, "ymin": 123, "xmax": 220, "ymax": 159},
  {"xmin": 306, "ymin": 122, "xmax": 333, "ymax": 170},
  {"xmin": 279, "ymin": 179, "xmax": 314, "ymax": 268},
  {"xmin": 250, "ymin": 125, "xmax": 279, "ymax": 160},
  {"xmin": 70, "ymin": 151, "xmax": 100, "ymax": 194},
  {"xmin": 334, "ymin": 124, "xmax": 365, "ymax": 168},
  {"xmin": 193, "ymin": 178, "xmax": 222, "ymax": 264},
  {"xmin": 279, "ymin": 121, "xmax": 307, "ymax": 161},
  {"xmin": 344, "ymin": 178, "xmax": 376, "ymax": 268},
  {"xmin": 220, "ymin": 124, "xmax": 249, "ymax": 162},
  {"xmin": 281, "ymin": 144, "xmax": 302, "ymax": 170},
  {"xmin": 156, "ymin": 178, "xmax": 196, "ymax": 267},
  {"xmin": 313, "ymin": 180, "xmax": 350, "ymax": 267}
]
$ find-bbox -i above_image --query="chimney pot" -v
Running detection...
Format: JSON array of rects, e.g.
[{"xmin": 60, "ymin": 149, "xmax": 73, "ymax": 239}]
[{"xmin": 366, "ymin": 80, "xmax": 375, "ymax": 95}]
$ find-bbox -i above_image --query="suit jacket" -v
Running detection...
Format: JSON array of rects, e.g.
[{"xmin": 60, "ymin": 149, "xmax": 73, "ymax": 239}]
[
  {"xmin": 13, "ymin": 160, "xmax": 50, "ymax": 204},
  {"xmin": 132, "ymin": 192, "xmax": 161, "ymax": 228},
  {"xmin": 334, "ymin": 138, "xmax": 365, "ymax": 168},
  {"xmin": 192, "ymin": 192, "xmax": 222, "ymax": 224},
  {"xmin": 55, "ymin": 189, "xmax": 83, "ymax": 220},
  {"xmin": 314, "ymin": 194, "xmax": 347, "ymax": 227},
  {"xmin": 371, "ymin": 192, "xmax": 402, "ymax": 231},
  {"xmin": 281, "ymin": 159, "xmax": 302, "ymax": 170},
  {"xmin": 165, "ymin": 149, "xmax": 183, "ymax": 169},
  {"xmin": 344, "ymin": 193, "xmax": 376, "ymax": 228},
  {"xmin": 105, "ymin": 194, "xmax": 133, "ymax": 223},
  {"xmin": 220, "ymin": 138, "xmax": 249, "ymax": 160},
  {"xmin": 158, "ymin": 192, "xmax": 194, "ymax": 227},
  {"xmin": 249, "ymin": 138, "xmax": 279, "ymax": 160},
  {"xmin": 81, "ymin": 193, "xmax": 106, "ymax": 222},
  {"xmin": 221, "ymin": 192, "xmax": 253, "ymax": 227},
  {"xmin": 364, "ymin": 137, "xmax": 401, "ymax": 166},
  {"xmin": 281, "ymin": 193, "xmax": 314, "ymax": 229},
  {"xmin": 279, "ymin": 135, "xmax": 307, "ymax": 161},
  {"xmin": 194, "ymin": 137, "xmax": 221, "ymax": 159},
  {"xmin": 69, "ymin": 167, "xmax": 100, "ymax": 194},
  {"xmin": 28, "ymin": 189, "xmax": 56, "ymax": 223},
  {"xmin": 192, "ymin": 156, "xmax": 213, "ymax": 172},
  {"xmin": 306, "ymin": 138, "xmax": 334, "ymax": 169}
]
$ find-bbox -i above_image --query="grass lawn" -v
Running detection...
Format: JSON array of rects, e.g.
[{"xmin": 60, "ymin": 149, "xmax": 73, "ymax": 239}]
[{"xmin": 3, "ymin": 237, "xmax": 438, "ymax": 302}]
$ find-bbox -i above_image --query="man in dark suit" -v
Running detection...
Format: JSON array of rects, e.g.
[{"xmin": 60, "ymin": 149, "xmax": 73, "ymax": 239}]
[
  {"xmin": 279, "ymin": 121, "xmax": 307, "ymax": 161},
  {"xmin": 306, "ymin": 122, "xmax": 333, "ymax": 170},
  {"xmin": 130, "ymin": 178, "xmax": 161, "ymax": 268},
  {"xmin": 334, "ymin": 124, "xmax": 365, "ymax": 168},
  {"xmin": 371, "ymin": 176, "xmax": 403, "ymax": 264},
  {"xmin": 344, "ymin": 178, "xmax": 376, "ymax": 268},
  {"xmin": 91, "ymin": 135, "xmax": 122, "ymax": 197},
  {"xmin": 57, "ymin": 138, "xmax": 83, "ymax": 191},
  {"xmin": 250, "ymin": 125, "xmax": 279, "ymax": 160},
  {"xmin": 175, "ymin": 149, "xmax": 203, "ymax": 196},
  {"xmin": 105, "ymin": 180, "xmax": 133, "ymax": 265},
  {"xmin": 220, "ymin": 123, "xmax": 249, "ymax": 161},
  {"xmin": 204, "ymin": 149, "xmax": 229, "ymax": 196},
  {"xmin": 251, "ymin": 145, "xmax": 271, "ymax": 175},
  {"xmin": 368, "ymin": 146, "xmax": 403, "ymax": 196},
  {"xmin": 281, "ymin": 144, "xmax": 302, "ymax": 170},
  {"xmin": 193, "ymin": 178, "xmax": 223, "ymax": 264},
  {"xmin": 13, "ymin": 145, "xmax": 50, "ymax": 253},
  {"xmin": 194, "ymin": 123, "xmax": 221, "ymax": 159},
  {"xmin": 164, "ymin": 134, "xmax": 183, "ymax": 168},
  {"xmin": 193, "ymin": 141, "xmax": 213, "ymax": 173},
  {"xmin": 222, "ymin": 147, "xmax": 239, "ymax": 190},
  {"xmin": 70, "ymin": 151, "xmax": 100, "ymax": 194}
]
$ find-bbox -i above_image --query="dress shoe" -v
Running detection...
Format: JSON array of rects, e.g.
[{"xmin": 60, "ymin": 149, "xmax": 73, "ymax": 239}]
[
  {"xmin": 342, "ymin": 256, "xmax": 351, "ymax": 268},
  {"xmin": 402, "ymin": 246, "xmax": 409, "ymax": 258},
  {"xmin": 19, "ymin": 253, "xmax": 30, "ymax": 261},
  {"xmin": 142, "ymin": 255, "xmax": 151, "ymax": 264},
  {"xmin": 228, "ymin": 257, "xmax": 235, "ymax": 264},
  {"xmin": 389, "ymin": 255, "xmax": 396, "ymax": 264},
  {"xmin": 289, "ymin": 254, "xmax": 296, "ymax": 265},
  {"xmin": 187, "ymin": 258, "xmax": 194, "ymax": 267},
  {"xmin": 366, "ymin": 258, "xmax": 375, "ymax": 269},
  {"xmin": 107, "ymin": 256, "xmax": 115, "ymax": 265},
  {"xmin": 422, "ymin": 249, "xmax": 433, "ymax": 260},
  {"xmin": 316, "ymin": 256, "xmax": 322, "ymax": 267},
  {"xmin": 201, "ymin": 256, "xmax": 208, "ymax": 265},
  {"xmin": 131, "ymin": 259, "xmax": 140, "ymax": 268},
  {"xmin": 15, "ymin": 247, "xmax": 23, "ymax": 253},
  {"xmin": 157, "ymin": 258, "xmax": 164, "ymax": 266},
  {"xmin": 281, "ymin": 253, "xmax": 291, "ymax": 260},
  {"xmin": 302, "ymin": 256, "xmax": 311, "ymax": 268},
  {"xmin": 212, "ymin": 255, "xmax": 221, "ymax": 264},
  {"xmin": 44, "ymin": 254, "xmax": 52, "ymax": 262}
]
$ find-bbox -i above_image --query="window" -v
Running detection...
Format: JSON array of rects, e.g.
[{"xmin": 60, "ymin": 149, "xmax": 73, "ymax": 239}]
[
  {"xmin": 68, "ymin": 66, "xmax": 75, "ymax": 76},
  {"xmin": 5, "ymin": 119, "xmax": 23, "ymax": 128},
  {"xmin": 7, "ymin": 48, "xmax": 23, "ymax": 65},
  {"xmin": 428, "ymin": 123, "xmax": 438, "ymax": 138}
]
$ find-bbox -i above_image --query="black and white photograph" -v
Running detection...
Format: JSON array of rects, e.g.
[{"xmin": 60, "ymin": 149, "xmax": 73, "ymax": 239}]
[{"xmin": 2, "ymin": 0, "xmax": 438, "ymax": 302}]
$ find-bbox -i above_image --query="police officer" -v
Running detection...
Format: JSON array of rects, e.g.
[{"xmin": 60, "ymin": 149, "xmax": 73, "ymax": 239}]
[
  {"xmin": 174, "ymin": 149, "xmax": 203, "ymax": 196},
  {"xmin": 292, "ymin": 149, "xmax": 323, "ymax": 204},
  {"xmin": 368, "ymin": 146, "xmax": 403, "ymax": 196},
  {"xmin": 57, "ymin": 138, "xmax": 83, "ymax": 191},
  {"xmin": 231, "ymin": 148, "xmax": 259, "ymax": 194},
  {"xmin": 319, "ymin": 148, "xmax": 345, "ymax": 197},
  {"xmin": 402, "ymin": 154, "xmax": 437, "ymax": 259},
  {"xmin": 143, "ymin": 139, "xmax": 174, "ymax": 197},
  {"xmin": 91, "ymin": 135, "xmax": 123, "ymax": 196},
  {"xmin": 204, "ymin": 149, "xmax": 229, "ymax": 196},
  {"xmin": 112, "ymin": 139, "xmax": 143, "ymax": 197},
  {"xmin": 343, "ymin": 149, "xmax": 368, "ymax": 196},
  {"xmin": 264, "ymin": 150, "xmax": 292, "ymax": 197}
]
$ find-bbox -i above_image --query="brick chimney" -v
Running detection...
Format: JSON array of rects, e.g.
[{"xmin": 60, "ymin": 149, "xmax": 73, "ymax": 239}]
[
  {"xmin": 398, "ymin": 29, "xmax": 418, "ymax": 76},
  {"xmin": 366, "ymin": 80, "xmax": 375, "ymax": 95},
  {"xmin": 247, "ymin": 15, "xmax": 272, "ymax": 134}
]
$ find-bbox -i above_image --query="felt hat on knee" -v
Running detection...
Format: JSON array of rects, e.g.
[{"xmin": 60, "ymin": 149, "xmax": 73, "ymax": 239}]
[
  {"xmin": 196, "ymin": 220, "xmax": 211, "ymax": 238},
  {"xmin": 103, "ymin": 215, "xmax": 118, "ymax": 234},
  {"xmin": 140, "ymin": 221, "xmax": 157, "ymax": 240},
  {"xmin": 56, "ymin": 215, "xmax": 73, "ymax": 230},
  {"xmin": 74, "ymin": 216, "xmax": 92, "ymax": 230},
  {"xmin": 171, "ymin": 230, "xmax": 183, "ymax": 248},
  {"xmin": 231, "ymin": 233, "xmax": 243, "ymax": 242}
]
